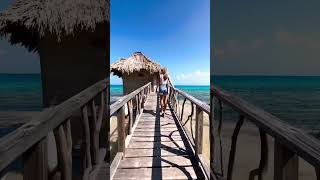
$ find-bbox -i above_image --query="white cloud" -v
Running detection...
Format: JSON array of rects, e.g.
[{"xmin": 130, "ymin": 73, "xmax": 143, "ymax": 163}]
[{"xmin": 175, "ymin": 70, "xmax": 209, "ymax": 85}]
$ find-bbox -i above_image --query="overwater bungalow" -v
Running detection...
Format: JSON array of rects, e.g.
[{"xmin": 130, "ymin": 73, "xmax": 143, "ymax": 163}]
[{"xmin": 111, "ymin": 52, "xmax": 162, "ymax": 94}]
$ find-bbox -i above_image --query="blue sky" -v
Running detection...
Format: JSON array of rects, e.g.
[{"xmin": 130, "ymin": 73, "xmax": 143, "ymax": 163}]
[
  {"xmin": 110, "ymin": 0, "xmax": 210, "ymax": 85},
  {"xmin": 213, "ymin": 0, "xmax": 320, "ymax": 75}
]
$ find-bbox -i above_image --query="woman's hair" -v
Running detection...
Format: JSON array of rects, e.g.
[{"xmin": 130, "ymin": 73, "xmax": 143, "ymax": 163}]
[
  {"xmin": 163, "ymin": 74, "xmax": 168, "ymax": 80},
  {"xmin": 161, "ymin": 67, "xmax": 167, "ymax": 74}
]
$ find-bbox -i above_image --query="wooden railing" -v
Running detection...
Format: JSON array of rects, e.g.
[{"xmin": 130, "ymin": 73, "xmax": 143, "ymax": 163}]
[
  {"xmin": 211, "ymin": 86, "xmax": 320, "ymax": 180},
  {"xmin": 0, "ymin": 79, "xmax": 109, "ymax": 180},
  {"xmin": 168, "ymin": 85, "xmax": 211, "ymax": 179},
  {"xmin": 109, "ymin": 82, "xmax": 152, "ymax": 179}
]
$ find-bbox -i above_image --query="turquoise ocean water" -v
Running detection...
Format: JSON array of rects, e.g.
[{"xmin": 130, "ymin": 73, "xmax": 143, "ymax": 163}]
[
  {"xmin": 110, "ymin": 85, "xmax": 210, "ymax": 103},
  {"xmin": 212, "ymin": 76, "xmax": 320, "ymax": 132},
  {"xmin": 1, "ymin": 74, "xmax": 320, "ymax": 132}
]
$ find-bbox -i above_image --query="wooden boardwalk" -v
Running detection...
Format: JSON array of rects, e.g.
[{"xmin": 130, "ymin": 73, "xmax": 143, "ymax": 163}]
[{"xmin": 113, "ymin": 93, "xmax": 205, "ymax": 180}]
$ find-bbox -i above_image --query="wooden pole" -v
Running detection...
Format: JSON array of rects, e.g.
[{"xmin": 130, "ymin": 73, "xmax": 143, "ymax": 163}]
[
  {"xmin": 274, "ymin": 140, "xmax": 299, "ymax": 180},
  {"xmin": 23, "ymin": 137, "xmax": 48, "ymax": 180},
  {"xmin": 117, "ymin": 106, "xmax": 126, "ymax": 157},
  {"xmin": 195, "ymin": 107, "xmax": 204, "ymax": 154}
]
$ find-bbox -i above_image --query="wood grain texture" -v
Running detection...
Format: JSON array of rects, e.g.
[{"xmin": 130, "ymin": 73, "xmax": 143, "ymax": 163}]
[
  {"xmin": 112, "ymin": 93, "xmax": 206, "ymax": 180},
  {"xmin": 274, "ymin": 140, "xmax": 298, "ymax": 180},
  {"xmin": 23, "ymin": 137, "xmax": 48, "ymax": 180},
  {"xmin": 113, "ymin": 166, "xmax": 198, "ymax": 180},
  {"xmin": 0, "ymin": 79, "xmax": 108, "ymax": 172},
  {"xmin": 212, "ymin": 87, "xmax": 320, "ymax": 168}
]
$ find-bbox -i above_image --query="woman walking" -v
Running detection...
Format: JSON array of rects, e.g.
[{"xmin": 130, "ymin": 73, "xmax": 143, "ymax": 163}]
[{"xmin": 159, "ymin": 68, "xmax": 170, "ymax": 117}]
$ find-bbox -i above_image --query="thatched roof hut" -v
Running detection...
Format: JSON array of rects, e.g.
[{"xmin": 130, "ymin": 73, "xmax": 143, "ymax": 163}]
[
  {"xmin": 0, "ymin": 0, "xmax": 110, "ymax": 107},
  {"xmin": 0, "ymin": 0, "xmax": 109, "ymax": 52},
  {"xmin": 111, "ymin": 52, "xmax": 162, "ymax": 94},
  {"xmin": 0, "ymin": 0, "xmax": 110, "ymax": 175}
]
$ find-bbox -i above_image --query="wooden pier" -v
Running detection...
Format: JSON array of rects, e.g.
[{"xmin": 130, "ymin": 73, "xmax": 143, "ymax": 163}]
[
  {"xmin": 110, "ymin": 83, "xmax": 210, "ymax": 180},
  {"xmin": 113, "ymin": 93, "xmax": 204, "ymax": 179}
]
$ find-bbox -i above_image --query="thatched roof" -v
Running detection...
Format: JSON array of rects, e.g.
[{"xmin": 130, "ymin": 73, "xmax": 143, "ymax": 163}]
[
  {"xmin": 111, "ymin": 52, "xmax": 162, "ymax": 77},
  {"xmin": 0, "ymin": 0, "xmax": 109, "ymax": 51}
]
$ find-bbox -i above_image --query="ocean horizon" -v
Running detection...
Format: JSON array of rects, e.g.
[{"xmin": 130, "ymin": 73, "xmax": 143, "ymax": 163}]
[{"xmin": 1, "ymin": 74, "xmax": 320, "ymax": 132}]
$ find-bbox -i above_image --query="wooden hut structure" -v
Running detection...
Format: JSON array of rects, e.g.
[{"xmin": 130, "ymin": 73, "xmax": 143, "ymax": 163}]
[
  {"xmin": 0, "ymin": 0, "xmax": 109, "ymax": 107},
  {"xmin": 0, "ymin": 0, "xmax": 109, "ymax": 176},
  {"xmin": 111, "ymin": 52, "xmax": 162, "ymax": 94}
]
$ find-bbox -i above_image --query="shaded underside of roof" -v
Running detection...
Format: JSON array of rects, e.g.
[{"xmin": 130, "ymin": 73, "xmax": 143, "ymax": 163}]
[{"xmin": 0, "ymin": 0, "xmax": 109, "ymax": 52}]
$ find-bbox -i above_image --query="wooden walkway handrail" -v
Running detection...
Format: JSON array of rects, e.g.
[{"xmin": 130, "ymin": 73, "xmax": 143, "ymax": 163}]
[
  {"xmin": 110, "ymin": 82, "xmax": 151, "ymax": 115},
  {"xmin": 0, "ymin": 79, "xmax": 109, "ymax": 180},
  {"xmin": 211, "ymin": 86, "xmax": 320, "ymax": 180},
  {"xmin": 168, "ymin": 85, "xmax": 211, "ymax": 179},
  {"xmin": 110, "ymin": 82, "xmax": 152, "ymax": 179}
]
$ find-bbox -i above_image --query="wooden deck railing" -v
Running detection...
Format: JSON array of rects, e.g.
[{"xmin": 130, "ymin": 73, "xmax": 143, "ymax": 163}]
[
  {"xmin": 168, "ymin": 85, "xmax": 211, "ymax": 179},
  {"xmin": 109, "ymin": 82, "xmax": 152, "ymax": 179},
  {"xmin": 211, "ymin": 86, "xmax": 320, "ymax": 180},
  {"xmin": 0, "ymin": 79, "xmax": 109, "ymax": 180}
]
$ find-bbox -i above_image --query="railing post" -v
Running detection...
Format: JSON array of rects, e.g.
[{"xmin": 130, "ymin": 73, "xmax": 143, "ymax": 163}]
[
  {"xmin": 210, "ymin": 92, "xmax": 215, "ymax": 180},
  {"xmin": 128, "ymin": 100, "xmax": 134, "ymax": 135},
  {"xmin": 23, "ymin": 137, "xmax": 48, "ymax": 180},
  {"xmin": 117, "ymin": 106, "xmax": 126, "ymax": 157},
  {"xmin": 195, "ymin": 106, "xmax": 204, "ymax": 154},
  {"xmin": 274, "ymin": 140, "xmax": 299, "ymax": 180}
]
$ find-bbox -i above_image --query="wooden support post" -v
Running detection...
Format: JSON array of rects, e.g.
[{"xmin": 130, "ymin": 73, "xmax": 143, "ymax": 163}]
[
  {"xmin": 316, "ymin": 167, "xmax": 320, "ymax": 180},
  {"xmin": 128, "ymin": 100, "xmax": 134, "ymax": 134},
  {"xmin": 117, "ymin": 106, "xmax": 126, "ymax": 157},
  {"xmin": 209, "ymin": 94, "xmax": 215, "ymax": 180},
  {"xmin": 54, "ymin": 123, "xmax": 72, "ymax": 180},
  {"xmin": 195, "ymin": 107, "xmax": 204, "ymax": 154},
  {"xmin": 23, "ymin": 137, "xmax": 48, "ymax": 180},
  {"xmin": 274, "ymin": 140, "xmax": 299, "ymax": 180}
]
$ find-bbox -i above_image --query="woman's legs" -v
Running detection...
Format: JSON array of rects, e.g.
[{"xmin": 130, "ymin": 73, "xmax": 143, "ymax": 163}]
[
  {"xmin": 163, "ymin": 94, "xmax": 168, "ymax": 113},
  {"xmin": 160, "ymin": 94, "xmax": 164, "ymax": 112}
]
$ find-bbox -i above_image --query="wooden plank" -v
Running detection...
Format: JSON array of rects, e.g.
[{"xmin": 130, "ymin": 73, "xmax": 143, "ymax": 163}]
[
  {"xmin": 136, "ymin": 124, "xmax": 177, "ymax": 128},
  {"xmin": 0, "ymin": 79, "xmax": 108, "ymax": 172},
  {"xmin": 23, "ymin": 137, "xmax": 48, "ymax": 180},
  {"xmin": 110, "ymin": 152, "xmax": 123, "ymax": 180},
  {"xmin": 133, "ymin": 130, "xmax": 182, "ymax": 137},
  {"xmin": 110, "ymin": 83, "xmax": 151, "ymax": 115},
  {"xmin": 195, "ymin": 107, "xmax": 203, "ymax": 154},
  {"xmin": 127, "ymin": 140, "xmax": 186, "ymax": 149},
  {"xmin": 274, "ymin": 139, "xmax": 299, "ymax": 180},
  {"xmin": 118, "ymin": 155, "xmax": 194, "ymax": 168},
  {"xmin": 130, "ymin": 136, "xmax": 182, "ymax": 142},
  {"xmin": 134, "ymin": 127, "xmax": 179, "ymax": 132},
  {"xmin": 113, "ymin": 166, "xmax": 198, "ymax": 180},
  {"xmin": 125, "ymin": 148, "xmax": 190, "ymax": 158},
  {"xmin": 117, "ymin": 106, "xmax": 126, "ymax": 155},
  {"xmin": 213, "ymin": 87, "xmax": 320, "ymax": 168}
]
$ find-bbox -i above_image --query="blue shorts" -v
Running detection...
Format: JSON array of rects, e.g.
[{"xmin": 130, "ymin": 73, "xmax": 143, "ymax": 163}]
[{"xmin": 159, "ymin": 84, "xmax": 168, "ymax": 95}]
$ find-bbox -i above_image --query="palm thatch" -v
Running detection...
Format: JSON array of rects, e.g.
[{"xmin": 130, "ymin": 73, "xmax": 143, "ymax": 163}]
[
  {"xmin": 111, "ymin": 52, "xmax": 162, "ymax": 77},
  {"xmin": 0, "ymin": 0, "xmax": 109, "ymax": 51}
]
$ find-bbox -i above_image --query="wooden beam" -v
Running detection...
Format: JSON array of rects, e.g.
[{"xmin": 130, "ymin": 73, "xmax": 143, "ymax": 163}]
[
  {"xmin": 212, "ymin": 87, "xmax": 320, "ymax": 168},
  {"xmin": 117, "ymin": 106, "xmax": 126, "ymax": 156},
  {"xmin": 274, "ymin": 140, "xmax": 299, "ymax": 180},
  {"xmin": 23, "ymin": 137, "xmax": 48, "ymax": 180},
  {"xmin": 195, "ymin": 107, "xmax": 204, "ymax": 154},
  {"xmin": 0, "ymin": 79, "xmax": 108, "ymax": 172}
]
